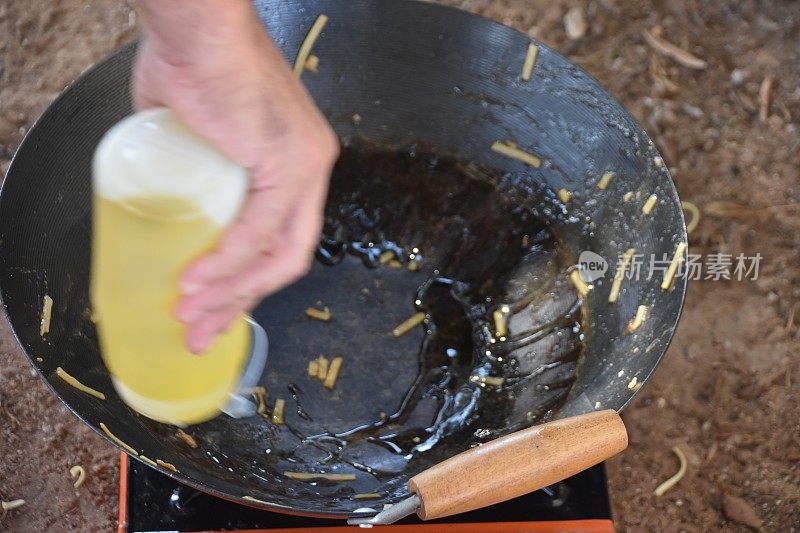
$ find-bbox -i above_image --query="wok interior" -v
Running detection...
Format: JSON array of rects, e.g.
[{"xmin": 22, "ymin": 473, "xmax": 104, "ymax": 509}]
[{"xmin": 0, "ymin": 0, "xmax": 686, "ymax": 517}]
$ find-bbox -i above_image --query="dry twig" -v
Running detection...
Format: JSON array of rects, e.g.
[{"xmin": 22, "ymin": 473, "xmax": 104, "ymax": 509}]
[
  {"xmin": 642, "ymin": 28, "xmax": 706, "ymax": 70},
  {"xmin": 759, "ymin": 76, "xmax": 774, "ymax": 122}
]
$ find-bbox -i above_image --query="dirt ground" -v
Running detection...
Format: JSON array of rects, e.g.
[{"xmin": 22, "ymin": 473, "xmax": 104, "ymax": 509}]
[{"xmin": 1, "ymin": 0, "xmax": 798, "ymax": 531}]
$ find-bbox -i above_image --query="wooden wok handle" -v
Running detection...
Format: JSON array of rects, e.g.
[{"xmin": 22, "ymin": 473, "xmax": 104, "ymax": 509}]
[{"xmin": 407, "ymin": 409, "xmax": 627, "ymax": 520}]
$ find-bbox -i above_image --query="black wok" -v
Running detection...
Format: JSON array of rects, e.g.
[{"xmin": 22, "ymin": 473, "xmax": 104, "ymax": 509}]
[{"xmin": 0, "ymin": 0, "xmax": 687, "ymax": 518}]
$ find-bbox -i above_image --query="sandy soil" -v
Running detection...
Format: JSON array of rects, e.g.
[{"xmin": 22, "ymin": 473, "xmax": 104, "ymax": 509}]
[{"xmin": 1, "ymin": 0, "xmax": 798, "ymax": 531}]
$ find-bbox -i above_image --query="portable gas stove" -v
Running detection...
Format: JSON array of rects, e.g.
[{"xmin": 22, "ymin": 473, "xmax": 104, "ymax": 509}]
[{"xmin": 117, "ymin": 454, "xmax": 615, "ymax": 533}]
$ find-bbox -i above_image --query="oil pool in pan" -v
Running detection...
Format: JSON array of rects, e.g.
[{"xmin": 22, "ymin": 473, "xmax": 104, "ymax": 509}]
[{"xmin": 231, "ymin": 140, "xmax": 590, "ymax": 503}]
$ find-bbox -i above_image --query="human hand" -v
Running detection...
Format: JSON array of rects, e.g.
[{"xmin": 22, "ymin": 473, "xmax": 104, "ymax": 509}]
[{"xmin": 134, "ymin": 0, "xmax": 339, "ymax": 353}]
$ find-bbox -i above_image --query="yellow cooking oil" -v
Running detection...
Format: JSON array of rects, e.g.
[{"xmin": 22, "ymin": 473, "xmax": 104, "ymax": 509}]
[{"xmin": 91, "ymin": 108, "xmax": 251, "ymax": 425}]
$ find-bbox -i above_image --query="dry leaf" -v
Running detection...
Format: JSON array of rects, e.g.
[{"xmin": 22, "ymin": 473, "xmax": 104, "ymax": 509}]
[{"xmin": 722, "ymin": 493, "xmax": 762, "ymax": 530}]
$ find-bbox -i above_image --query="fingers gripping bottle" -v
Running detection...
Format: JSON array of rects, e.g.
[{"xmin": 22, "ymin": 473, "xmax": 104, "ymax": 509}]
[{"xmin": 92, "ymin": 108, "xmax": 267, "ymax": 426}]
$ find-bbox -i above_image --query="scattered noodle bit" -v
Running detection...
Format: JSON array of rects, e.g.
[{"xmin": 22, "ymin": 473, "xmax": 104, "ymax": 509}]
[
  {"xmin": 378, "ymin": 250, "xmax": 395, "ymax": 264},
  {"xmin": 681, "ymin": 201, "xmax": 700, "ymax": 234},
  {"xmin": 623, "ymin": 191, "xmax": 634, "ymax": 202},
  {"xmin": 388, "ymin": 259, "xmax": 403, "ymax": 270},
  {"xmin": 243, "ymin": 495, "xmax": 269, "ymax": 504},
  {"xmin": 40, "ymin": 294, "xmax": 53, "ymax": 336},
  {"xmin": 352, "ymin": 113, "xmax": 362, "ymax": 125},
  {"xmin": 304, "ymin": 54, "xmax": 319, "ymax": 73},
  {"xmin": 558, "ymin": 189, "xmax": 573, "ymax": 203},
  {"xmin": 383, "ymin": 503, "xmax": 394, "ymax": 510},
  {"xmin": 654, "ymin": 447, "xmax": 688, "ymax": 496},
  {"xmin": 569, "ymin": 270, "xmax": 592, "ymax": 298},
  {"xmin": 323, "ymin": 357, "xmax": 343, "ymax": 390},
  {"xmin": 661, "ymin": 242, "xmax": 687, "ymax": 291},
  {"xmin": 354, "ymin": 493, "xmax": 381, "ymax": 500},
  {"xmin": 392, "ymin": 312, "xmax": 426, "ymax": 337},
  {"xmin": 305, "ymin": 306, "xmax": 331, "ymax": 322},
  {"xmin": 470, "ymin": 375, "xmax": 505, "ymax": 387},
  {"xmin": 252, "ymin": 386, "xmax": 267, "ymax": 416},
  {"xmin": 69, "ymin": 465, "xmax": 86, "ymax": 488},
  {"xmin": 156, "ymin": 459, "xmax": 178, "ymax": 472},
  {"xmin": 100, "ymin": 422, "xmax": 138, "ymax": 456},
  {"xmin": 491, "ymin": 140, "xmax": 541, "ymax": 168},
  {"xmin": 316, "ymin": 356, "xmax": 330, "ymax": 381},
  {"xmin": 627, "ymin": 305, "xmax": 648, "ymax": 333},
  {"xmin": 284, "ymin": 472, "xmax": 356, "ymax": 481},
  {"xmin": 608, "ymin": 248, "xmax": 636, "ymax": 303},
  {"xmin": 176, "ymin": 429, "xmax": 198, "ymax": 449},
  {"xmin": 139, "ymin": 456, "xmax": 158, "ymax": 468},
  {"xmin": 35, "ymin": 357, "xmax": 43, "ymax": 363},
  {"xmin": 597, "ymin": 171, "xmax": 614, "ymax": 190},
  {"xmin": 293, "ymin": 14, "xmax": 328, "ymax": 77},
  {"xmin": 521, "ymin": 42, "xmax": 539, "ymax": 81},
  {"xmin": 272, "ymin": 398, "xmax": 286, "ymax": 425},
  {"xmin": 56, "ymin": 367, "xmax": 106, "ymax": 400},
  {"xmin": 492, "ymin": 305, "xmax": 509, "ymax": 338},
  {"xmin": 1, "ymin": 499, "xmax": 25, "ymax": 511},
  {"xmin": 642, "ymin": 194, "xmax": 658, "ymax": 215},
  {"xmin": 627, "ymin": 376, "xmax": 640, "ymax": 390},
  {"xmin": 308, "ymin": 359, "xmax": 319, "ymax": 378}
]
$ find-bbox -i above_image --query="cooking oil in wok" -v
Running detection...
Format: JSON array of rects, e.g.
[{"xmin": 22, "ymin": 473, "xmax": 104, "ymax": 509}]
[
  {"xmin": 91, "ymin": 108, "xmax": 252, "ymax": 425},
  {"xmin": 246, "ymin": 142, "xmax": 585, "ymax": 497}
]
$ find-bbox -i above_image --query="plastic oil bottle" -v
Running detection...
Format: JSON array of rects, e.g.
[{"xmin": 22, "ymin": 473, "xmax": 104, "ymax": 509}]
[{"xmin": 92, "ymin": 108, "xmax": 266, "ymax": 426}]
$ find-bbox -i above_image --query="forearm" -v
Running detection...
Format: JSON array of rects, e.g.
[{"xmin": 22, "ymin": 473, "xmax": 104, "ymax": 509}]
[
  {"xmin": 138, "ymin": 0, "xmax": 259, "ymax": 62},
  {"xmin": 134, "ymin": 0, "xmax": 337, "ymax": 352}
]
